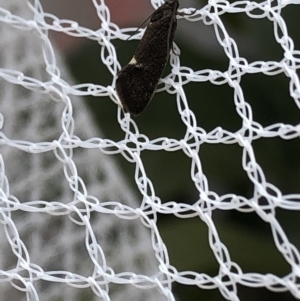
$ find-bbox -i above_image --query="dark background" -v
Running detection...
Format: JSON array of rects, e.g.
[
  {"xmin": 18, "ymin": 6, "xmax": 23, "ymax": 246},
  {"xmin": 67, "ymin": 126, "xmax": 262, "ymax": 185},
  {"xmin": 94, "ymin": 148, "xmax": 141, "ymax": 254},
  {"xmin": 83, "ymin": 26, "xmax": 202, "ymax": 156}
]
[{"xmin": 53, "ymin": 1, "xmax": 300, "ymax": 300}]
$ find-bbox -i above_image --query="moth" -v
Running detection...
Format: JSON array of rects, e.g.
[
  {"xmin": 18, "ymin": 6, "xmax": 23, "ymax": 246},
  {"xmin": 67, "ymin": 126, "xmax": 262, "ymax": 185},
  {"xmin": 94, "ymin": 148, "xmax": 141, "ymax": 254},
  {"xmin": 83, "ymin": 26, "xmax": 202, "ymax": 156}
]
[{"xmin": 116, "ymin": 0, "xmax": 179, "ymax": 116}]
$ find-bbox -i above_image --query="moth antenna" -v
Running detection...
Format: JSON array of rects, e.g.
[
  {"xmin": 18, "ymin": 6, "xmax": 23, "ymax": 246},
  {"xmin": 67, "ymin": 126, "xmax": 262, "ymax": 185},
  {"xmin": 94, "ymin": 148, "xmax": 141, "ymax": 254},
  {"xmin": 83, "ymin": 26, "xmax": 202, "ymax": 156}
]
[{"xmin": 125, "ymin": 10, "xmax": 156, "ymax": 42}]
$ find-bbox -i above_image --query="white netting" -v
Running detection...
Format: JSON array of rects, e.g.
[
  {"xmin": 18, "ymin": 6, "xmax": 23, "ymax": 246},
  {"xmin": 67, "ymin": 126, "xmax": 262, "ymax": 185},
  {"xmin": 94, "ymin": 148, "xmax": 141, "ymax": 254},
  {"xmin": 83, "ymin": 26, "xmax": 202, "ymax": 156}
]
[{"xmin": 0, "ymin": 0, "xmax": 300, "ymax": 301}]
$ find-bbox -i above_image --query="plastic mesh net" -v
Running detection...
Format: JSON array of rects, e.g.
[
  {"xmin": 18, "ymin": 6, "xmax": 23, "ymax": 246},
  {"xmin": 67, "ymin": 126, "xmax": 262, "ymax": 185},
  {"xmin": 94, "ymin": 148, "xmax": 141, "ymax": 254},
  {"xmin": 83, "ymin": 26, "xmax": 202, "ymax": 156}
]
[{"xmin": 0, "ymin": 0, "xmax": 300, "ymax": 301}]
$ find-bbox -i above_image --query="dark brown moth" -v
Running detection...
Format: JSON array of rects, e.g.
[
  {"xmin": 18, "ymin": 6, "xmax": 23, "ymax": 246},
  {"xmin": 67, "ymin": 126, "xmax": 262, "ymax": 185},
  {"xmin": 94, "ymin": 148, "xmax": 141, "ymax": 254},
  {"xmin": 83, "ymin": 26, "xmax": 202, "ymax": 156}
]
[{"xmin": 116, "ymin": 0, "xmax": 179, "ymax": 115}]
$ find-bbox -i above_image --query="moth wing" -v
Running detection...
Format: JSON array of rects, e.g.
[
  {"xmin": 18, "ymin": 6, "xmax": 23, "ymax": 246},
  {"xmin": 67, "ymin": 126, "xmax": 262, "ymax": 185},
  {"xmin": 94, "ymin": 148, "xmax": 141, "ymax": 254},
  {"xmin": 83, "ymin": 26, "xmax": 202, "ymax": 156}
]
[{"xmin": 116, "ymin": 63, "xmax": 157, "ymax": 115}]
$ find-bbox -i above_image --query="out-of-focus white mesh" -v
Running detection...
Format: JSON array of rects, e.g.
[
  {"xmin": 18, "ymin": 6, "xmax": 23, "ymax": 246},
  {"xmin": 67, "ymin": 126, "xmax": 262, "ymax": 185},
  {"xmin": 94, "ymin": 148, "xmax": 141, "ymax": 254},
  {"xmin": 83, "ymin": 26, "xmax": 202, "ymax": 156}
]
[{"xmin": 0, "ymin": 0, "xmax": 300, "ymax": 301}]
